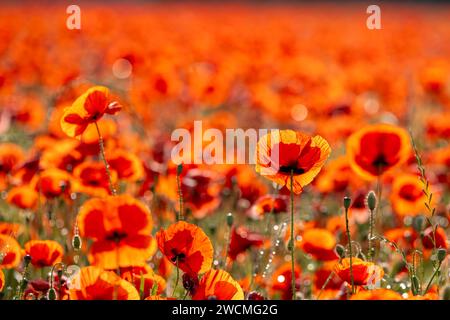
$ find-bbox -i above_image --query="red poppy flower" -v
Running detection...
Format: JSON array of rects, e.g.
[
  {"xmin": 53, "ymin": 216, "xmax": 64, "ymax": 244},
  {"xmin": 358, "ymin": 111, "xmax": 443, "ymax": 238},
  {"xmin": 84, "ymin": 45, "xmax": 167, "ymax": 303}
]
[
  {"xmin": 69, "ymin": 266, "xmax": 139, "ymax": 300},
  {"xmin": 422, "ymin": 227, "xmax": 448, "ymax": 250},
  {"xmin": 350, "ymin": 288, "xmax": 402, "ymax": 300},
  {"xmin": 156, "ymin": 221, "xmax": 213, "ymax": 275},
  {"xmin": 72, "ymin": 161, "xmax": 118, "ymax": 197},
  {"xmin": 347, "ymin": 124, "xmax": 411, "ymax": 180},
  {"xmin": 228, "ymin": 226, "xmax": 264, "ymax": 261},
  {"xmin": 77, "ymin": 195, "xmax": 154, "ymax": 270},
  {"xmin": 248, "ymin": 195, "xmax": 288, "ymax": 220},
  {"xmin": 256, "ymin": 130, "xmax": 331, "ymax": 194},
  {"xmin": 191, "ymin": 269, "xmax": 244, "ymax": 300},
  {"xmin": 7, "ymin": 186, "xmax": 38, "ymax": 210},
  {"xmin": 24, "ymin": 240, "xmax": 64, "ymax": 267},
  {"xmin": 61, "ymin": 86, "xmax": 121, "ymax": 138},
  {"xmin": 334, "ymin": 258, "xmax": 384, "ymax": 286},
  {"xmin": 271, "ymin": 262, "xmax": 302, "ymax": 300},
  {"xmin": 33, "ymin": 168, "xmax": 72, "ymax": 199},
  {"xmin": 107, "ymin": 150, "xmax": 145, "ymax": 182}
]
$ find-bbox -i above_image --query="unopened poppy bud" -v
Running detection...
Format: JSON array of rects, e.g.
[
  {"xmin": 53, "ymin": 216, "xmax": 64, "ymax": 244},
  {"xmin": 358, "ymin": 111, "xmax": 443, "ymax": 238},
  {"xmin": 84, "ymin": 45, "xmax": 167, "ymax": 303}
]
[
  {"xmin": 335, "ymin": 244, "xmax": 346, "ymax": 258},
  {"xmin": 343, "ymin": 197, "xmax": 351, "ymax": 210},
  {"xmin": 412, "ymin": 215, "xmax": 425, "ymax": 232},
  {"xmin": 247, "ymin": 291, "xmax": 265, "ymax": 300},
  {"xmin": 226, "ymin": 213, "xmax": 234, "ymax": 227},
  {"xmin": 437, "ymin": 248, "xmax": 447, "ymax": 262},
  {"xmin": 177, "ymin": 164, "xmax": 183, "ymax": 176},
  {"xmin": 411, "ymin": 275, "xmax": 420, "ymax": 294},
  {"xmin": 367, "ymin": 191, "xmax": 377, "ymax": 211},
  {"xmin": 23, "ymin": 254, "xmax": 32, "ymax": 266},
  {"xmin": 72, "ymin": 234, "xmax": 82, "ymax": 251},
  {"xmin": 442, "ymin": 286, "xmax": 450, "ymax": 300},
  {"xmin": 47, "ymin": 287, "xmax": 57, "ymax": 300}
]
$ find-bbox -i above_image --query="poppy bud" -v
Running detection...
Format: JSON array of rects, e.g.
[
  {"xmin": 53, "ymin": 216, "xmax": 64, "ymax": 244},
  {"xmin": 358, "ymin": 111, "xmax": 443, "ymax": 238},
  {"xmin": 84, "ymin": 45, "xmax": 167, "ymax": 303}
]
[
  {"xmin": 367, "ymin": 191, "xmax": 377, "ymax": 211},
  {"xmin": 437, "ymin": 248, "xmax": 447, "ymax": 262},
  {"xmin": 226, "ymin": 213, "xmax": 234, "ymax": 227},
  {"xmin": 343, "ymin": 197, "xmax": 351, "ymax": 210},
  {"xmin": 412, "ymin": 215, "xmax": 425, "ymax": 232},
  {"xmin": 442, "ymin": 286, "xmax": 450, "ymax": 300},
  {"xmin": 335, "ymin": 244, "xmax": 346, "ymax": 258},
  {"xmin": 47, "ymin": 287, "xmax": 57, "ymax": 300},
  {"xmin": 177, "ymin": 164, "xmax": 183, "ymax": 176},
  {"xmin": 23, "ymin": 254, "xmax": 32, "ymax": 266},
  {"xmin": 248, "ymin": 291, "xmax": 265, "ymax": 300},
  {"xmin": 411, "ymin": 275, "xmax": 420, "ymax": 294},
  {"xmin": 72, "ymin": 234, "xmax": 82, "ymax": 251},
  {"xmin": 182, "ymin": 273, "xmax": 198, "ymax": 294}
]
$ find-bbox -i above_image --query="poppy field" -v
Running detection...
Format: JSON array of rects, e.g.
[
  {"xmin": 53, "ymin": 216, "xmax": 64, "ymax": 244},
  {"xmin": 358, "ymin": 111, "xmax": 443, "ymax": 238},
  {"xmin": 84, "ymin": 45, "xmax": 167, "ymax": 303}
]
[{"xmin": 0, "ymin": 2, "xmax": 449, "ymax": 301}]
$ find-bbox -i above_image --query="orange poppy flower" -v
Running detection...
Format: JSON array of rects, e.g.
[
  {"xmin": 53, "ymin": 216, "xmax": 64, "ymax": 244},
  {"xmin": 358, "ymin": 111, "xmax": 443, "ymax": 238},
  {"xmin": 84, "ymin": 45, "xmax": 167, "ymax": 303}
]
[
  {"xmin": 192, "ymin": 269, "xmax": 244, "ymax": 300},
  {"xmin": 248, "ymin": 195, "xmax": 288, "ymax": 220},
  {"xmin": 145, "ymin": 295, "xmax": 176, "ymax": 300},
  {"xmin": 24, "ymin": 240, "xmax": 64, "ymax": 268},
  {"xmin": 72, "ymin": 161, "xmax": 118, "ymax": 197},
  {"xmin": 334, "ymin": 258, "xmax": 384, "ymax": 286},
  {"xmin": 256, "ymin": 130, "xmax": 331, "ymax": 194},
  {"xmin": 69, "ymin": 266, "xmax": 139, "ymax": 300},
  {"xmin": 61, "ymin": 86, "xmax": 121, "ymax": 138},
  {"xmin": 156, "ymin": 221, "xmax": 213, "ymax": 275},
  {"xmin": 0, "ymin": 234, "xmax": 22, "ymax": 268},
  {"xmin": 107, "ymin": 150, "xmax": 145, "ymax": 182},
  {"xmin": 315, "ymin": 156, "xmax": 364, "ymax": 193},
  {"xmin": 347, "ymin": 124, "xmax": 411, "ymax": 180},
  {"xmin": 77, "ymin": 195, "xmax": 154, "ymax": 269},
  {"xmin": 33, "ymin": 168, "xmax": 72, "ymax": 199},
  {"xmin": 39, "ymin": 139, "xmax": 83, "ymax": 171},
  {"xmin": 132, "ymin": 272, "xmax": 166, "ymax": 298},
  {"xmin": 350, "ymin": 288, "xmax": 402, "ymax": 300},
  {"xmin": 299, "ymin": 228, "xmax": 338, "ymax": 261},
  {"xmin": 0, "ymin": 222, "xmax": 22, "ymax": 237},
  {"xmin": 313, "ymin": 260, "xmax": 344, "ymax": 292},
  {"xmin": 7, "ymin": 185, "xmax": 38, "ymax": 210},
  {"xmin": 0, "ymin": 143, "xmax": 24, "ymax": 175},
  {"xmin": 390, "ymin": 174, "xmax": 437, "ymax": 218}
]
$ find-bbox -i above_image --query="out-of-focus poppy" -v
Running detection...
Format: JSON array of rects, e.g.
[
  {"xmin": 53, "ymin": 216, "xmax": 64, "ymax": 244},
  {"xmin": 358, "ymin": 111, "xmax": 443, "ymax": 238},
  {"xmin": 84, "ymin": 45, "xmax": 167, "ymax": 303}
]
[
  {"xmin": 24, "ymin": 240, "xmax": 64, "ymax": 267},
  {"xmin": 33, "ymin": 168, "xmax": 72, "ymax": 199},
  {"xmin": 0, "ymin": 234, "xmax": 22, "ymax": 268},
  {"xmin": 350, "ymin": 289, "xmax": 402, "ymax": 300},
  {"xmin": 422, "ymin": 226, "xmax": 448, "ymax": 250},
  {"xmin": 132, "ymin": 272, "xmax": 166, "ymax": 298},
  {"xmin": 390, "ymin": 174, "xmax": 436, "ymax": 218},
  {"xmin": 40, "ymin": 139, "xmax": 83, "ymax": 172},
  {"xmin": 228, "ymin": 226, "xmax": 264, "ymax": 261},
  {"xmin": 334, "ymin": 258, "xmax": 384, "ymax": 286},
  {"xmin": 7, "ymin": 186, "xmax": 38, "ymax": 210},
  {"xmin": 248, "ymin": 195, "xmax": 288, "ymax": 220},
  {"xmin": 384, "ymin": 228, "xmax": 417, "ymax": 251},
  {"xmin": 0, "ymin": 143, "xmax": 24, "ymax": 182},
  {"xmin": 192, "ymin": 269, "xmax": 244, "ymax": 300},
  {"xmin": 77, "ymin": 195, "xmax": 154, "ymax": 269},
  {"xmin": 0, "ymin": 269, "xmax": 4, "ymax": 291},
  {"xmin": 69, "ymin": 266, "xmax": 139, "ymax": 300},
  {"xmin": 156, "ymin": 221, "xmax": 213, "ymax": 275},
  {"xmin": 299, "ymin": 228, "xmax": 338, "ymax": 261},
  {"xmin": 347, "ymin": 124, "xmax": 411, "ymax": 181},
  {"xmin": 72, "ymin": 161, "xmax": 118, "ymax": 197},
  {"xmin": 61, "ymin": 86, "xmax": 121, "ymax": 138},
  {"xmin": 107, "ymin": 150, "xmax": 145, "ymax": 182},
  {"xmin": 256, "ymin": 130, "xmax": 331, "ymax": 194},
  {"xmin": 315, "ymin": 156, "xmax": 364, "ymax": 193},
  {"xmin": 313, "ymin": 260, "xmax": 344, "ymax": 292},
  {"xmin": 0, "ymin": 222, "xmax": 22, "ymax": 237},
  {"xmin": 271, "ymin": 262, "xmax": 301, "ymax": 300}
]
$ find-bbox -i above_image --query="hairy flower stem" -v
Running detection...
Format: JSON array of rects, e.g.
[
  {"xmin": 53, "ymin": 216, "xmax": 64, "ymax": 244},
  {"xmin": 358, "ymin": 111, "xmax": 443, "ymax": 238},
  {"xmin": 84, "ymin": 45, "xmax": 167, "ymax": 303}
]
[
  {"xmin": 344, "ymin": 204, "xmax": 355, "ymax": 295},
  {"xmin": 424, "ymin": 260, "xmax": 443, "ymax": 294},
  {"xmin": 368, "ymin": 208, "xmax": 375, "ymax": 262},
  {"xmin": 94, "ymin": 121, "xmax": 117, "ymax": 196},
  {"xmin": 289, "ymin": 170, "xmax": 296, "ymax": 300},
  {"xmin": 176, "ymin": 168, "xmax": 184, "ymax": 221},
  {"xmin": 172, "ymin": 259, "xmax": 180, "ymax": 297}
]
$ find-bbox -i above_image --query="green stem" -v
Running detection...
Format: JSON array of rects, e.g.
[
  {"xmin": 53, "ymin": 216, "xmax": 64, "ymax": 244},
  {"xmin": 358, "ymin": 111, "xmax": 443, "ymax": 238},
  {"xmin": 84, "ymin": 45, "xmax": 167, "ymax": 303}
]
[
  {"xmin": 290, "ymin": 170, "xmax": 296, "ymax": 300},
  {"xmin": 424, "ymin": 261, "xmax": 442, "ymax": 295},
  {"xmin": 176, "ymin": 171, "xmax": 183, "ymax": 221},
  {"xmin": 94, "ymin": 121, "xmax": 116, "ymax": 196},
  {"xmin": 344, "ymin": 205, "xmax": 355, "ymax": 295},
  {"xmin": 172, "ymin": 260, "xmax": 180, "ymax": 297}
]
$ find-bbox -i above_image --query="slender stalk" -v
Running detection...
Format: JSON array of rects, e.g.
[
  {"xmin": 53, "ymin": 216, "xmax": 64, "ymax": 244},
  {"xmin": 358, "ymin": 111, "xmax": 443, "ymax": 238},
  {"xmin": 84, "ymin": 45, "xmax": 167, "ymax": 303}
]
[
  {"xmin": 368, "ymin": 207, "xmax": 375, "ymax": 261},
  {"xmin": 94, "ymin": 121, "xmax": 116, "ymax": 196},
  {"xmin": 172, "ymin": 259, "xmax": 180, "ymax": 297},
  {"xmin": 344, "ymin": 204, "xmax": 355, "ymax": 295},
  {"xmin": 289, "ymin": 170, "xmax": 296, "ymax": 300},
  {"xmin": 424, "ymin": 261, "xmax": 443, "ymax": 294},
  {"xmin": 176, "ymin": 169, "xmax": 184, "ymax": 221}
]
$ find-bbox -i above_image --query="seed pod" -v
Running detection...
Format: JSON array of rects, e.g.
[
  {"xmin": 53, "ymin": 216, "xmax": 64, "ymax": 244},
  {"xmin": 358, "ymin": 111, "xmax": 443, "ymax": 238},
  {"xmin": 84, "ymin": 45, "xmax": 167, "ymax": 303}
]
[
  {"xmin": 177, "ymin": 164, "xmax": 183, "ymax": 175},
  {"xmin": 412, "ymin": 215, "xmax": 425, "ymax": 232},
  {"xmin": 47, "ymin": 287, "xmax": 57, "ymax": 300},
  {"xmin": 367, "ymin": 191, "xmax": 377, "ymax": 211},
  {"xmin": 335, "ymin": 244, "xmax": 346, "ymax": 258},
  {"xmin": 343, "ymin": 197, "xmax": 351, "ymax": 210},
  {"xmin": 437, "ymin": 248, "xmax": 447, "ymax": 262},
  {"xmin": 226, "ymin": 213, "xmax": 234, "ymax": 227},
  {"xmin": 72, "ymin": 234, "xmax": 82, "ymax": 251},
  {"xmin": 23, "ymin": 254, "xmax": 32, "ymax": 266}
]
